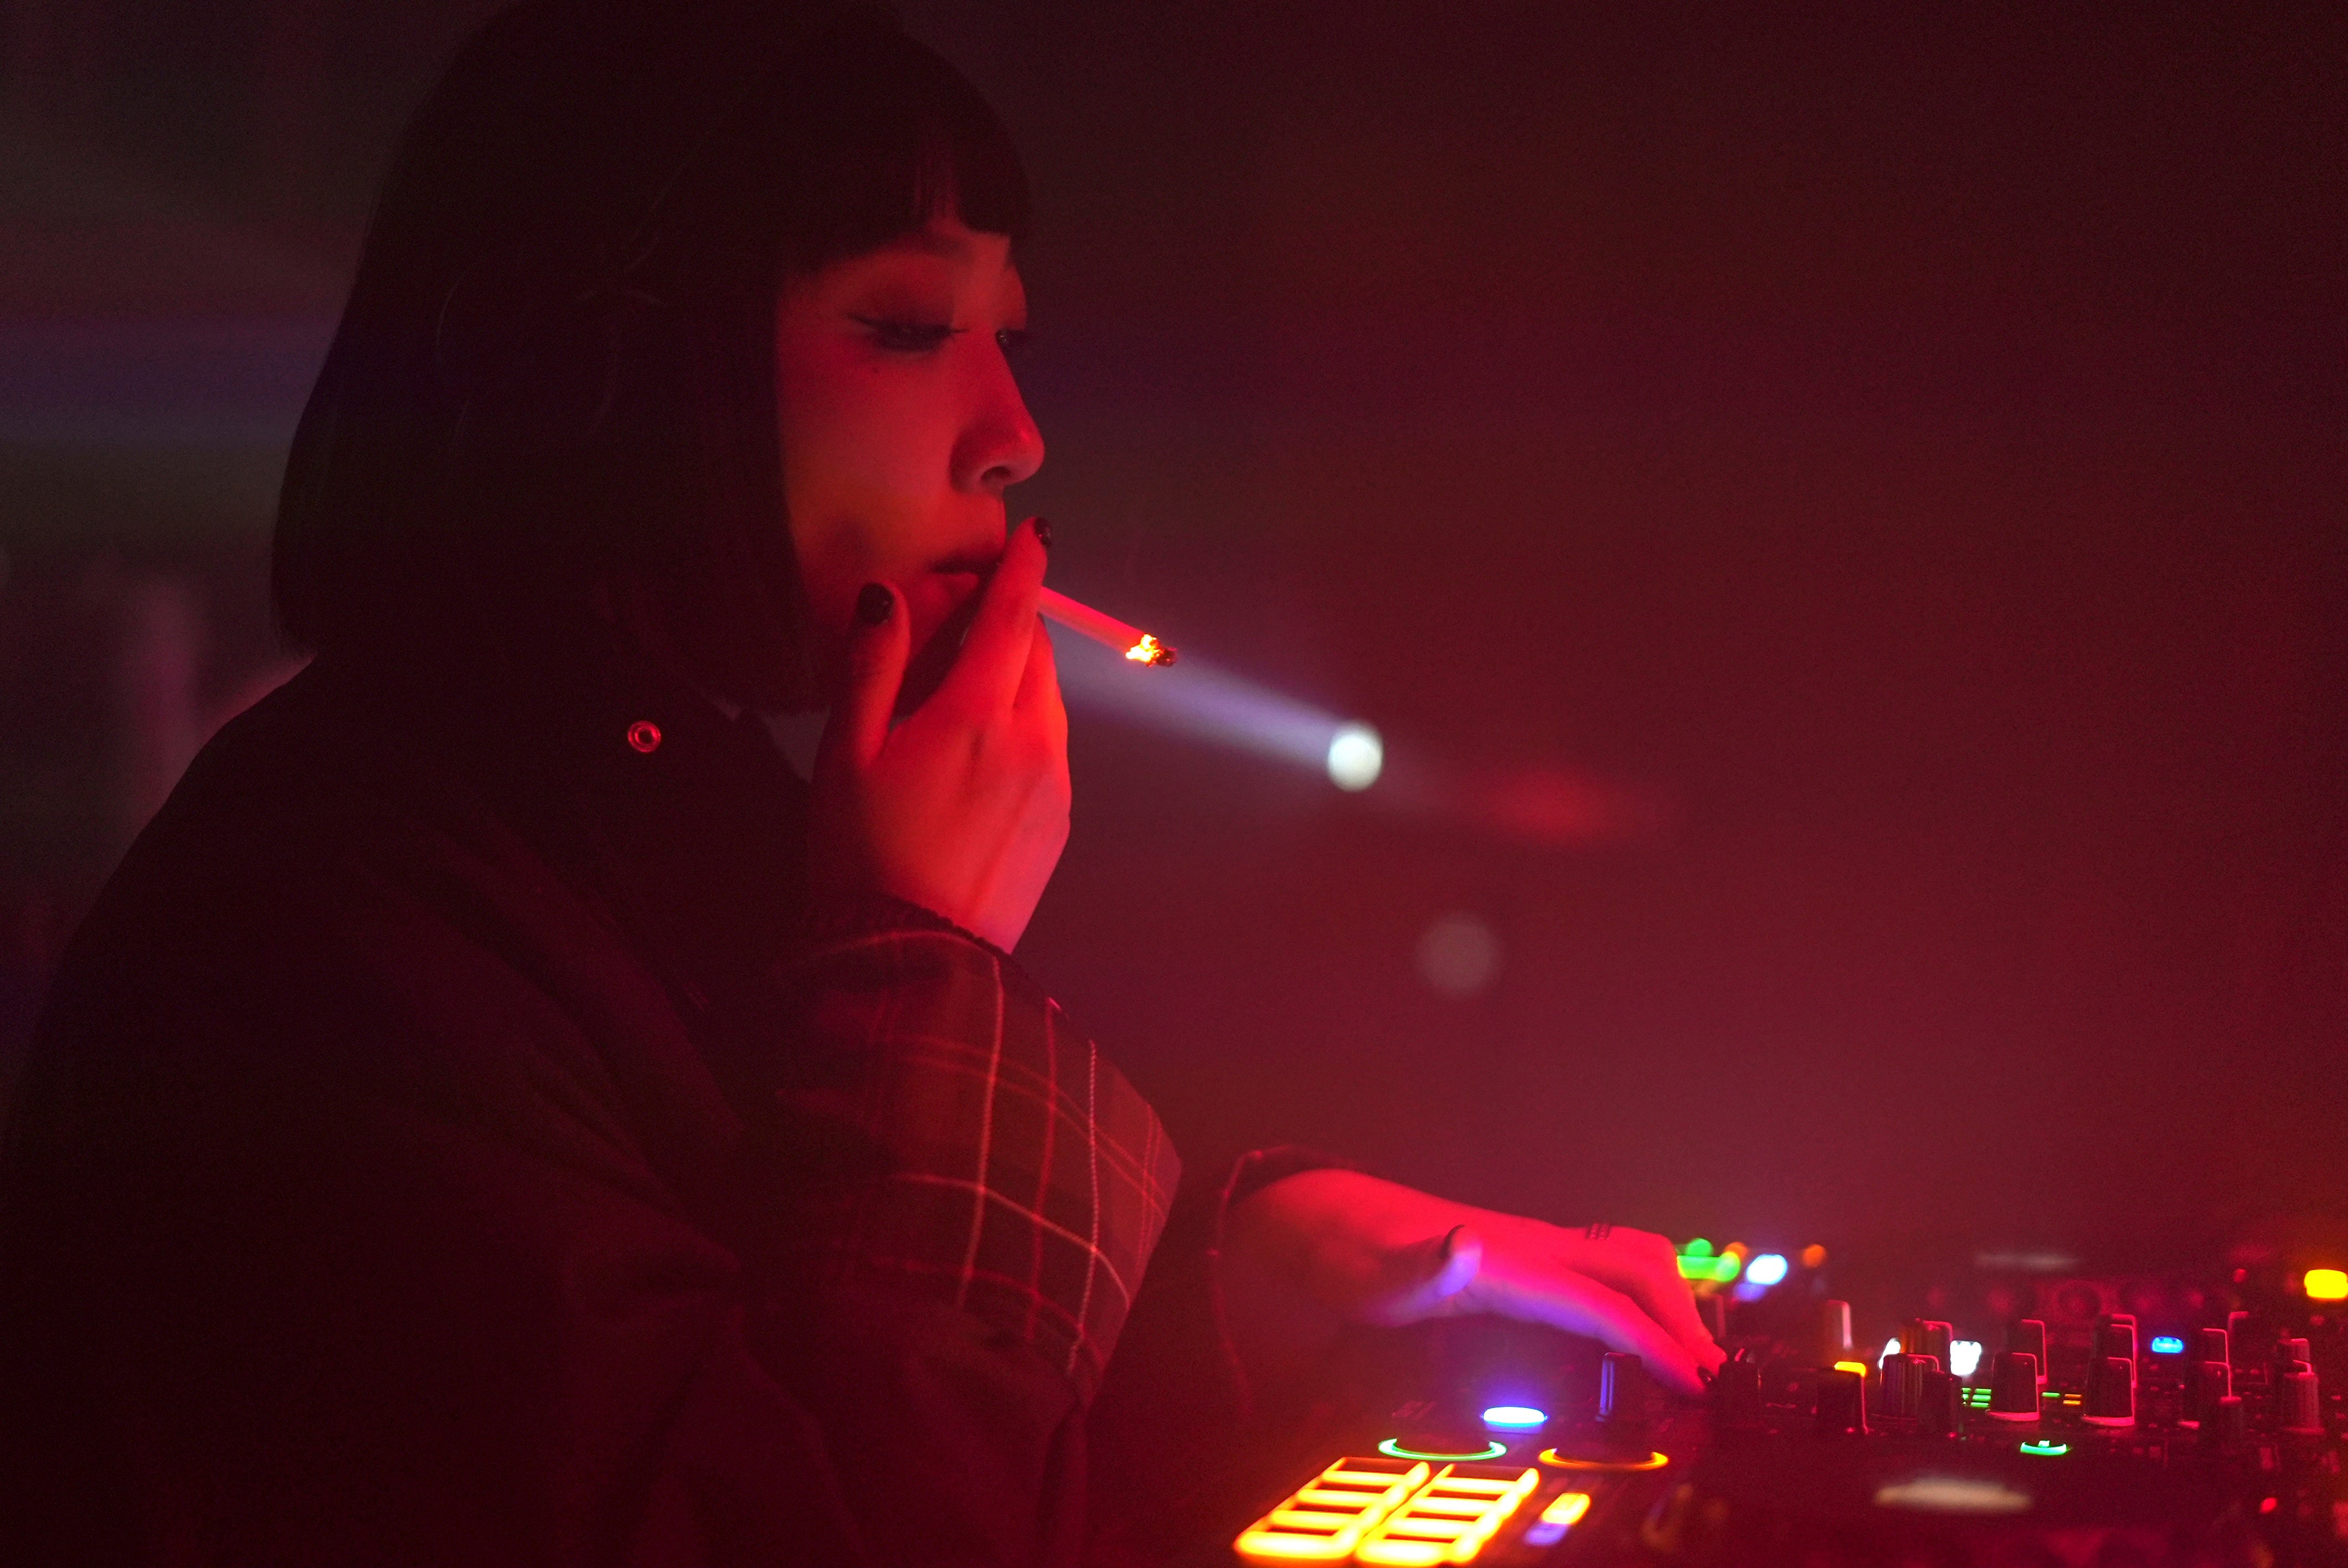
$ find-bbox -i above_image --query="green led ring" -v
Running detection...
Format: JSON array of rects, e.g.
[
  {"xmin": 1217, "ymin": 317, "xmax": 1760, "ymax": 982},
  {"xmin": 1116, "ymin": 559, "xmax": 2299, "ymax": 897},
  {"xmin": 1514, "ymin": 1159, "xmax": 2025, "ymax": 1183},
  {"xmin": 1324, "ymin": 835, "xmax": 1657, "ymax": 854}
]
[{"xmin": 1377, "ymin": 1438, "xmax": 1508, "ymax": 1462}]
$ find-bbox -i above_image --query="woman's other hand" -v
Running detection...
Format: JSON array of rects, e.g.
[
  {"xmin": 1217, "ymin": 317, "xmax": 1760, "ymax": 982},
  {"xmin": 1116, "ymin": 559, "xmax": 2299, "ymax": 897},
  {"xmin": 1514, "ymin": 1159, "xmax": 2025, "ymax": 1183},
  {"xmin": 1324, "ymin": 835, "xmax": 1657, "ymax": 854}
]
[
  {"xmin": 1225, "ymin": 1169, "xmax": 1725, "ymax": 1397},
  {"xmin": 809, "ymin": 517, "xmax": 1068, "ymax": 952}
]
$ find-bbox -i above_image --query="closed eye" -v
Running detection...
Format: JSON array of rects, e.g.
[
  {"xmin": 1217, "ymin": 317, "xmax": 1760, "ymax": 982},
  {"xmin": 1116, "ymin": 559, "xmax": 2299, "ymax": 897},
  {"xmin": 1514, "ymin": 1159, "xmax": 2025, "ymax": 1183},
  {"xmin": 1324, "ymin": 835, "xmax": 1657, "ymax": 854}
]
[{"xmin": 849, "ymin": 316, "xmax": 963, "ymax": 353}]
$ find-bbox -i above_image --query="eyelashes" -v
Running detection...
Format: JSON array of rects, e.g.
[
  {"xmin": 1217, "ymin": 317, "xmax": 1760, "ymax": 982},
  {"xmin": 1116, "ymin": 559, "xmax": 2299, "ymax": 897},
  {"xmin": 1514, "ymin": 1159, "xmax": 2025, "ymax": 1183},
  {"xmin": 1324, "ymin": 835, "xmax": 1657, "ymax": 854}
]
[
  {"xmin": 849, "ymin": 317, "xmax": 1032, "ymax": 356},
  {"xmin": 850, "ymin": 316, "xmax": 959, "ymax": 353}
]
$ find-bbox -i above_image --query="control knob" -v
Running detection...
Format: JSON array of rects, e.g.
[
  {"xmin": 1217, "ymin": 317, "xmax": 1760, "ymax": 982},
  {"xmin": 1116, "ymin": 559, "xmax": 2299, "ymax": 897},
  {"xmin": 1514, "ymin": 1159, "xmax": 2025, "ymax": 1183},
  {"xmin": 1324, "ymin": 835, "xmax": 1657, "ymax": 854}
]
[
  {"xmin": 2279, "ymin": 1366, "xmax": 2324, "ymax": 1436},
  {"xmin": 1987, "ymin": 1350, "xmax": 2041, "ymax": 1421},
  {"xmin": 1903, "ymin": 1318, "xmax": 1952, "ymax": 1372},
  {"xmin": 1598, "ymin": 1352, "xmax": 1647, "ymax": 1427},
  {"xmin": 2083, "ymin": 1354, "xmax": 2136, "ymax": 1427},
  {"xmin": 2182, "ymin": 1359, "xmax": 2231, "ymax": 1428},
  {"xmin": 1815, "ymin": 1299, "xmax": 1855, "ymax": 1366},
  {"xmin": 1878, "ymin": 1353, "xmax": 1929, "ymax": 1420},
  {"xmin": 1815, "ymin": 1367, "xmax": 1867, "ymax": 1435},
  {"xmin": 1714, "ymin": 1351, "xmax": 1764, "ymax": 1430},
  {"xmin": 2225, "ymin": 1311, "xmax": 2252, "ymax": 1370},
  {"xmin": 1918, "ymin": 1368, "xmax": 1960, "ymax": 1436},
  {"xmin": 2007, "ymin": 1319, "xmax": 2048, "ymax": 1386},
  {"xmin": 2204, "ymin": 1393, "xmax": 2248, "ymax": 1453}
]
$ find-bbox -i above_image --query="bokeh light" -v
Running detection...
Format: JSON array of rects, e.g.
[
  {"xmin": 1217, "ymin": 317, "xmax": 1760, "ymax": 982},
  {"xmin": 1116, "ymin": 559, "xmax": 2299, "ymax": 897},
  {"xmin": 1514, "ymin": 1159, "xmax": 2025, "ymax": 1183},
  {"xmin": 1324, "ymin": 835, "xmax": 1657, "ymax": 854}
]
[
  {"xmin": 1417, "ymin": 911, "xmax": 1501, "ymax": 997},
  {"xmin": 1326, "ymin": 722, "xmax": 1383, "ymax": 790}
]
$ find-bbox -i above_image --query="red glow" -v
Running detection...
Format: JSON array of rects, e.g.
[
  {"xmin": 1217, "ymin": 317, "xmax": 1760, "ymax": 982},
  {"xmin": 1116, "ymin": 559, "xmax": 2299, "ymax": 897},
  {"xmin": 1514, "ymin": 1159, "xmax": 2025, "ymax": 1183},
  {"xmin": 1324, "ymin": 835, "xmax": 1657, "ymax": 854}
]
[
  {"xmin": 626, "ymin": 721, "xmax": 662, "ymax": 754},
  {"xmin": 1470, "ymin": 764, "xmax": 1665, "ymax": 848}
]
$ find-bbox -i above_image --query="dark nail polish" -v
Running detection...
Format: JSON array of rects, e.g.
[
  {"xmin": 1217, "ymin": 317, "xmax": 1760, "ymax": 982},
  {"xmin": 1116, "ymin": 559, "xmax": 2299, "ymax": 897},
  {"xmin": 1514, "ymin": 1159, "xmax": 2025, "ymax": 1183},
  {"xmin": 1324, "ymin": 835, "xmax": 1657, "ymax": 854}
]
[
  {"xmin": 1032, "ymin": 517, "xmax": 1052, "ymax": 550},
  {"xmin": 855, "ymin": 583, "xmax": 893, "ymax": 627}
]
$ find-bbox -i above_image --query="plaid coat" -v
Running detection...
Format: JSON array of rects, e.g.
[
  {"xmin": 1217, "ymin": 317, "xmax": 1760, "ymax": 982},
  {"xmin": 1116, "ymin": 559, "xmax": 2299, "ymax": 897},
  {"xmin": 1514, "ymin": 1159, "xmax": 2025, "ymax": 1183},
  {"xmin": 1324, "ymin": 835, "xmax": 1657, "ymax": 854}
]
[{"xmin": 0, "ymin": 648, "xmax": 1277, "ymax": 1566}]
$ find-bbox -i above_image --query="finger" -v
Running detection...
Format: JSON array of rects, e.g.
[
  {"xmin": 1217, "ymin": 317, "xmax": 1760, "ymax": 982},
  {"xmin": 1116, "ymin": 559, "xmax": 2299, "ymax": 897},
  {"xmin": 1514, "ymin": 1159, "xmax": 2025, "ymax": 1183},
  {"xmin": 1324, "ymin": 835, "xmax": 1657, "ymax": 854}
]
[
  {"xmin": 815, "ymin": 581, "xmax": 909, "ymax": 776},
  {"xmin": 1464, "ymin": 1257, "xmax": 1706, "ymax": 1397},
  {"xmin": 1563, "ymin": 1230, "xmax": 1724, "ymax": 1370},
  {"xmin": 1357, "ymin": 1225, "xmax": 1485, "ymax": 1327},
  {"xmin": 938, "ymin": 517, "xmax": 1047, "ymax": 715},
  {"xmin": 1013, "ymin": 612, "xmax": 1067, "ymax": 749}
]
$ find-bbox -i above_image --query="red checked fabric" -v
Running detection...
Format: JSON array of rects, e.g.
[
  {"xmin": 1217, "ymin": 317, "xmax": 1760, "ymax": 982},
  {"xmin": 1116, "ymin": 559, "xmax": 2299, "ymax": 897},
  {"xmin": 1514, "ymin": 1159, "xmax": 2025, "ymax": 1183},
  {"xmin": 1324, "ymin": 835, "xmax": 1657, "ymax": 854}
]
[{"xmin": 769, "ymin": 924, "xmax": 1179, "ymax": 1401}]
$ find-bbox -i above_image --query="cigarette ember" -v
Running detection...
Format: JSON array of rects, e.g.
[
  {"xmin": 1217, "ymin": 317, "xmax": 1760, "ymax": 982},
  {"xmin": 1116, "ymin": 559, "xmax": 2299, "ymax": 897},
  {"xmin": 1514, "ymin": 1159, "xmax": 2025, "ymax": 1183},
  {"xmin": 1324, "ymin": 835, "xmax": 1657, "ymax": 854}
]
[{"xmin": 1038, "ymin": 587, "xmax": 1178, "ymax": 667}]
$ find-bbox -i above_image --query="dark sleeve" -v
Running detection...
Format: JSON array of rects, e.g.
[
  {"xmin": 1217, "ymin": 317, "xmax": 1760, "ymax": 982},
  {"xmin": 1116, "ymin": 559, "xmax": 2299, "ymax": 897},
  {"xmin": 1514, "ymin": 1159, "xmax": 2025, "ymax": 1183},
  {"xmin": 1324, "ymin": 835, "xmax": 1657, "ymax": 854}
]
[
  {"xmin": 2, "ymin": 820, "xmax": 1169, "ymax": 1566},
  {"xmin": 733, "ymin": 899, "xmax": 1181, "ymax": 1566},
  {"xmin": 1083, "ymin": 1146, "xmax": 1359, "ymax": 1565}
]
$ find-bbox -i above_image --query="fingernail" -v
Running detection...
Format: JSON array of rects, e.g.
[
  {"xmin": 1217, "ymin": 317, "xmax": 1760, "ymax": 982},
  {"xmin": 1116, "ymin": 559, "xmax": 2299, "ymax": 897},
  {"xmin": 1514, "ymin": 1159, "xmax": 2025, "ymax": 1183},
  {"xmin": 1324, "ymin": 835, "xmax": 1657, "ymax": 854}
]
[
  {"xmin": 1032, "ymin": 517, "xmax": 1052, "ymax": 550},
  {"xmin": 855, "ymin": 583, "xmax": 893, "ymax": 627}
]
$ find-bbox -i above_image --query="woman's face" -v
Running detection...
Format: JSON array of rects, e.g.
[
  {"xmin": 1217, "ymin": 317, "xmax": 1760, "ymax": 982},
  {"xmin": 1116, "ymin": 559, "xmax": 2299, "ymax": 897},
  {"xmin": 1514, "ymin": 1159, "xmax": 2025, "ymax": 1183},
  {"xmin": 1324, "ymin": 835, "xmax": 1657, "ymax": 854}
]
[{"xmin": 776, "ymin": 214, "xmax": 1043, "ymax": 696}]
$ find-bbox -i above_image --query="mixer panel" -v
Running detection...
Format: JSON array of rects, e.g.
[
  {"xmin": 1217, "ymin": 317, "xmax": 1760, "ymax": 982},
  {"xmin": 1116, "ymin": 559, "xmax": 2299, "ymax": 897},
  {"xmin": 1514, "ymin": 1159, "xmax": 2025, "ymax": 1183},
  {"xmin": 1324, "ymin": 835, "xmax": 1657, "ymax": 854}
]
[{"xmin": 1225, "ymin": 1245, "xmax": 2347, "ymax": 1565}]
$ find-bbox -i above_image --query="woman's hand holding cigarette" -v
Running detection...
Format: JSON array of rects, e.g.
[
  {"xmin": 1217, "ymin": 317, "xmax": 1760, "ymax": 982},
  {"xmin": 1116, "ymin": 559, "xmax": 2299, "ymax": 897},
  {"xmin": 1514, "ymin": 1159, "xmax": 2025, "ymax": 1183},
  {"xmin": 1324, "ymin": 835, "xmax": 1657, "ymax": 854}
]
[{"xmin": 808, "ymin": 517, "xmax": 1069, "ymax": 952}]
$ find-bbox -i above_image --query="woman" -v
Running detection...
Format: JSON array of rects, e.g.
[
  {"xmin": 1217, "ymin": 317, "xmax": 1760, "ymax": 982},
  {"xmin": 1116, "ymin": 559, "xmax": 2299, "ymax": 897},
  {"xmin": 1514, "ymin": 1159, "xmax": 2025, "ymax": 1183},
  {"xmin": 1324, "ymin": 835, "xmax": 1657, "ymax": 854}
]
[{"xmin": 0, "ymin": 2, "xmax": 1719, "ymax": 1562}]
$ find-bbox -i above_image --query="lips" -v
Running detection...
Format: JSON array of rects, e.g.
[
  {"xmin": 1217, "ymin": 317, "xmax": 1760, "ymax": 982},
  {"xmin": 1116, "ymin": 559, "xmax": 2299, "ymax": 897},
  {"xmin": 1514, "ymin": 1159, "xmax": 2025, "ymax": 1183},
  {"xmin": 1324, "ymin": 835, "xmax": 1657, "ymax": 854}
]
[{"xmin": 931, "ymin": 544, "xmax": 1004, "ymax": 580}]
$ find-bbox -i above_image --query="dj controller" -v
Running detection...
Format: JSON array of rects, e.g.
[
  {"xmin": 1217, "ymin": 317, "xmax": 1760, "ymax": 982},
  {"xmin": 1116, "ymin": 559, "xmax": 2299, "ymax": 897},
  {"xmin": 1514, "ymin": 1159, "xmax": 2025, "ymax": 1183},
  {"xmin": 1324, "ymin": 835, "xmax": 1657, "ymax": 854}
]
[{"xmin": 1216, "ymin": 1247, "xmax": 2348, "ymax": 1566}]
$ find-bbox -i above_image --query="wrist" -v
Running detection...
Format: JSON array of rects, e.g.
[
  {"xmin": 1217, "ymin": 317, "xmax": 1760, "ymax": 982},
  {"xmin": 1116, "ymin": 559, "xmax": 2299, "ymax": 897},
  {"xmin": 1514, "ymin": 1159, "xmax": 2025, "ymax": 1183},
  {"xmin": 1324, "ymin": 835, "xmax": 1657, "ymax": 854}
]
[{"xmin": 1229, "ymin": 1170, "xmax": 1475, "ymax": 1313}]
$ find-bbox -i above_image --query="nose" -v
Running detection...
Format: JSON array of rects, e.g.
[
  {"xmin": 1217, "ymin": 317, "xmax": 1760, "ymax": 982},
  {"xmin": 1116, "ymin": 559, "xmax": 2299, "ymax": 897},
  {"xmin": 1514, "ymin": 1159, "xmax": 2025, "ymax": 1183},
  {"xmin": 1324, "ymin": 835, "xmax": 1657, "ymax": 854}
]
[{"xmin": 952, "ymin": 342, "xmax": 1044, "ymax": 495}]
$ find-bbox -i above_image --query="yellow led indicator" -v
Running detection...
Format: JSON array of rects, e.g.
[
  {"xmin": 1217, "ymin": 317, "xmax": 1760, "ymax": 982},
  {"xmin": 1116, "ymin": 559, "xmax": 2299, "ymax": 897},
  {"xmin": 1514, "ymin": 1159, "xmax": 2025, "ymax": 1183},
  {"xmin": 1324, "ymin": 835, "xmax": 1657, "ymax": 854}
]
[
  {"xmin": 1521, "ymin": 1490, "xmax": 1592, "ymax": 1549},
  {"xmin": 1834, "ymin": 1360, "xmax": 1870, "ymax": 1376},
  {"xmin": 1353, "ymin": 1463, "xmax": 1538, "ymax": 1566},
  {"xmin": 2305, "ymin": 1268, "xmax": 2348, "ymax": 1302},
  {"xmin": 1233, "ymin": 1456, "xmax": 1432, "ymax": 1562},
  {"xmin": 1537, "ymin": 1448, "xmax": 1670, "ymax": 1472}
]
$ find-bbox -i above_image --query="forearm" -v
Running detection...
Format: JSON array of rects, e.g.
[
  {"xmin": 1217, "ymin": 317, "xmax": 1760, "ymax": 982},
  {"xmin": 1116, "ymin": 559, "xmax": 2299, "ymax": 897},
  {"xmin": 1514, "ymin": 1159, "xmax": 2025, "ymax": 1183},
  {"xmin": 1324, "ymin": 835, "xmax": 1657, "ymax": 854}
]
[{"xmin": 1223, "ymin": 1169, "xmax": 1724, "ymax": 1395}]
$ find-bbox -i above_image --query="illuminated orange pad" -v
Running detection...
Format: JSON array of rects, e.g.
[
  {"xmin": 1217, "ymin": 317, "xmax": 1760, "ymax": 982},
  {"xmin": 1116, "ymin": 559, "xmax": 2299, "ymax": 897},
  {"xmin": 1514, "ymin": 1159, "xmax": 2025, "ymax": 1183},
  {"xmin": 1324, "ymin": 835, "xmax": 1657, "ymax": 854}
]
[
  {"xmin": 1356, "ymin": 1464, "xmax": 1541, "ymax": 1566},
  {"xmin": 1234, "ymin": 1455, "xmax": 1430, "ymax": 1561},
  {"xmin": 1233, "ymin": 1458, "xmax": 1539, "ymax": 1565}
]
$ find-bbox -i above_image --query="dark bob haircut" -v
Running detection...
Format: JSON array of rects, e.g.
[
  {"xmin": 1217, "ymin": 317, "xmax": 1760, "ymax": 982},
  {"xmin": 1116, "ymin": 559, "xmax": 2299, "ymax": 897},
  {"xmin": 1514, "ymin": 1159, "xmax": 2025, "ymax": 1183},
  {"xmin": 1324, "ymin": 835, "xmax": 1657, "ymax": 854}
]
[{"xmin": 272, "ymin": 0, "xmax": 1029, "ymax": 707}]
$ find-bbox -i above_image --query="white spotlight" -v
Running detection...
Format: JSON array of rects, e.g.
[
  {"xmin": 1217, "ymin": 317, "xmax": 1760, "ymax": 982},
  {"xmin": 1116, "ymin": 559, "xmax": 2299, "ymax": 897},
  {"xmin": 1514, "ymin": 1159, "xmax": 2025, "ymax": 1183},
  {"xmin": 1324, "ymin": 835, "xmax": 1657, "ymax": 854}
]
[{"xmin": 1326, "ymin": 723, "xmax": 1384, "ymax": 791}]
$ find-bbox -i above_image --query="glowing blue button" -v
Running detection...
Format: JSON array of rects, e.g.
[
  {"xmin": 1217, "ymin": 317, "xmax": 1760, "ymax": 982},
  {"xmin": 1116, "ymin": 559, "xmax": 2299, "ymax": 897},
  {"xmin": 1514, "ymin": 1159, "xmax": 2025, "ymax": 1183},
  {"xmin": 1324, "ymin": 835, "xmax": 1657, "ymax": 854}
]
[
  {"xmin": 1481, "ymin": 1405, "xmax": 1549, "ymax": 1431},
  {"xmin": 2149, "ymin": 1335, "xmax": 2185, "ymax": 1355},
  {"xmin": 1744, "ymin": 1252, "xmax": 1789, "ymax": 1287}
]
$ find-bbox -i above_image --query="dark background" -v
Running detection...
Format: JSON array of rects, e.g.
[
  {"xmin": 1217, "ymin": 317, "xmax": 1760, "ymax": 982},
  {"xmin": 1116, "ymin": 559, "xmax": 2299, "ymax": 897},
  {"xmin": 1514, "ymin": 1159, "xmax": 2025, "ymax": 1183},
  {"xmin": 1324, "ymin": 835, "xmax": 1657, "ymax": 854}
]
[{"xmin": 3, "ymin": 1, "xmax": 2342, "ymax": 1265}]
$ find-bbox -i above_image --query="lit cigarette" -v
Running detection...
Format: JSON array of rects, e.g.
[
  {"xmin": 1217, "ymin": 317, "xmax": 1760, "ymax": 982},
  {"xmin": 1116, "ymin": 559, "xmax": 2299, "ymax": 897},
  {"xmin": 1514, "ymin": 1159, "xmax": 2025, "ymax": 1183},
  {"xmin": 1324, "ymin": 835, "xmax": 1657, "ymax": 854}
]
[{"xmin": 1038, "ymin": 587, "xmax": 1177, "ymax": 667}]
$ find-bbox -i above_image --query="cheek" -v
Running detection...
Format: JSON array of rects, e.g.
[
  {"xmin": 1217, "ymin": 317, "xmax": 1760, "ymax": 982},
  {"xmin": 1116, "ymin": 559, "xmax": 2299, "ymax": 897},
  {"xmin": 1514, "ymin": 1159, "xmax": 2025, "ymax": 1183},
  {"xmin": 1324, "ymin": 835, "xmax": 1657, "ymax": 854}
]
[{"xmin": 777, "ymin": 358, "xmax": 951, "ymax": 609}]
